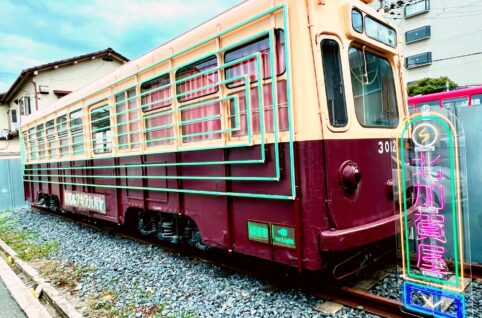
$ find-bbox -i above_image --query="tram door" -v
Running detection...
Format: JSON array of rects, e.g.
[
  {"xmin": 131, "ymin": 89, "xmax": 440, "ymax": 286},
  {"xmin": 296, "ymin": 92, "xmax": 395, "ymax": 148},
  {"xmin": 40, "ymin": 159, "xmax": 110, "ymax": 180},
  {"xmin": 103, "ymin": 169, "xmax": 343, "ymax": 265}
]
[{"xmin": 318, "ymin": 38, "xmax": 399, "ymax": 232}]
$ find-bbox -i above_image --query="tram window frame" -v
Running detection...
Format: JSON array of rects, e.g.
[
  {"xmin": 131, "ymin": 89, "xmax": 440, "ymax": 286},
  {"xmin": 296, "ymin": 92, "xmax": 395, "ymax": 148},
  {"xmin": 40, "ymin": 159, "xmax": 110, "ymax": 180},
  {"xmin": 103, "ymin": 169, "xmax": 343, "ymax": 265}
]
[
  {"xmin": 115, "ymin": 91, "xmax": 128, "ymax": 150},
  {"xmin": 116, "ymin": 88, "xmax": 140, "ymax": 150},
  {"xmin": 176, "ymin": 56, "xmax": 219, "ymax": 103},
  {"xmin": 57, "ymin": 114, "xmax": 68, "ymax": 157},
  {"xmin": 90, "ymin": 104, "xmax": 112, "ymax": 154},
  {"xmin": 140, "ymin": 74, "xmax": 172, "ymax": 112},
  {"xmin": 320, "ymin": 39, "xmax": 348, "ymax": 128},
  {"xmin": 46, "ymin": 119, "xmax": 57, "ymax": 158},
  {"xmin": 36, "ymin": 123, "xmax": 45, "ymax": 159},
  {"xmin": 348, "ymin": 45, "xmax": 399, "ymax": 128},
  {"xmin": 224, "ymin": 29, "xmax": 286, "ymax": 89},
  {"xmin": 70, "ymin": 109, "xmax": 84, "ymax": 155},
  {"xmin": 28, "ymin": 127, "xmax": 37, "ymax": 160}
]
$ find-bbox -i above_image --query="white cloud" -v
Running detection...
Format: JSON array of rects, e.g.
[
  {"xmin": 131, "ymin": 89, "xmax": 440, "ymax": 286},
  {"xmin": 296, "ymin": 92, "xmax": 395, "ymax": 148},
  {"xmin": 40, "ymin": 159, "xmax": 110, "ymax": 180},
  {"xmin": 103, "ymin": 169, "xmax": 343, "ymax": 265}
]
[
  {"xmin": 0, "ymin": 0, "xmax": 242, "ymax": 91},
  {"xmin": 0, "ymin": 32, "xmax": 77, "ymax": 71},
  {"xmin": 40, "ymin": 0, "xmax": 240, "ymax": 44},
  {"xmin": 0, "ymin": 32, "xmax": 80, "ymax": 91}
]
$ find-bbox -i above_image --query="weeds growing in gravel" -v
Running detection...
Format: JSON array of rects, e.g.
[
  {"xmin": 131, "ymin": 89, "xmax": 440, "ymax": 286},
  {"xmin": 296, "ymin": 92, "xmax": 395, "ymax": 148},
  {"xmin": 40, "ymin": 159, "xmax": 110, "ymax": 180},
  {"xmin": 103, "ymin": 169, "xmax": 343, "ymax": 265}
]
[
  {"xmin": 87, "ymin": 290, "xmax": 160, "ymax": 318},
  {"xmin": 0, "ymin": 213, "xmax": 59, "ymax": 261},
  {"xmin": 38, "ymin": 259, "xmax": 95, "ymax": 294},
  {"xmin": 86, "ymin": 289, "xmax": 197, "ymax": 318}
]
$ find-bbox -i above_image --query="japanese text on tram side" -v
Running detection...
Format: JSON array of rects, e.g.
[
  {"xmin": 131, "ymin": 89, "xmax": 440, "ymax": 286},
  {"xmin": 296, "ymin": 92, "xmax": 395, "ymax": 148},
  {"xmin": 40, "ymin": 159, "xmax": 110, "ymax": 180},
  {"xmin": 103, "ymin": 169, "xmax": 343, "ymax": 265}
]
[{"xmin": 64, "ymin": 190, "xmax": 106, "ymax": 214}]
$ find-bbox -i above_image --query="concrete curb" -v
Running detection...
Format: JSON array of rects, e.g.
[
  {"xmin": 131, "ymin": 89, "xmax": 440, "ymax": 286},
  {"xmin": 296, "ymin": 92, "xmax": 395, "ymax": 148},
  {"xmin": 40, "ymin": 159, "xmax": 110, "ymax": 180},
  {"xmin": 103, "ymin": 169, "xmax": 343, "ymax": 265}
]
[
  {"xmin": 0, "ymin": 256, "xmax": 52, "ymax": 318},
  {"xmin": 0, "ymin": 239, "xmax": 82, "ymax": 318}
]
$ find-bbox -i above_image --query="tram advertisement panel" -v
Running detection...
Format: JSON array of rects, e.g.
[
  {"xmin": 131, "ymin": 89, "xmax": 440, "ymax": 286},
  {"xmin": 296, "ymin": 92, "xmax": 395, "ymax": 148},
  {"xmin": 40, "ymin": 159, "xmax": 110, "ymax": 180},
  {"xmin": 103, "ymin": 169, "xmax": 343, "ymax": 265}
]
[{"xmin": 395, "ymin": 110, "xmax": 474, "ymax": 317}]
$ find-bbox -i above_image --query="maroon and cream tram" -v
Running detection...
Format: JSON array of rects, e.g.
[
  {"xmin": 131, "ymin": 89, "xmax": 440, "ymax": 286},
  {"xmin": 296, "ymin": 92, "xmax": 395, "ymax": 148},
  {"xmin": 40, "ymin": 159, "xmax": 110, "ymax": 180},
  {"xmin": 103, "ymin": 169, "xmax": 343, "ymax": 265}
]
[{"xmin": 21, "ymin": 0, "xmax": 409, "ymax": 276}]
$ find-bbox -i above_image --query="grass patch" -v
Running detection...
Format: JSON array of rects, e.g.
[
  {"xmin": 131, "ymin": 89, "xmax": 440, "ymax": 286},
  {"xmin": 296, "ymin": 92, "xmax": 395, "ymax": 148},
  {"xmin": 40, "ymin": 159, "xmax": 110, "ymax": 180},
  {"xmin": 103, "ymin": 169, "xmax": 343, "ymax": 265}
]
[
  {"xmin": 0, "ymin": 213, "xmax": 59, "ymax": 261},
  {"xmin": 38, "ymin": 260, "xmax": 95, "ymax": 293},
  {"xmin": 86, "ymin": 289, "xmax": 197, "ymax": 318},
  {"xmin": 87, "ymin": 290, "xmax": 163, "ymax": 318}
]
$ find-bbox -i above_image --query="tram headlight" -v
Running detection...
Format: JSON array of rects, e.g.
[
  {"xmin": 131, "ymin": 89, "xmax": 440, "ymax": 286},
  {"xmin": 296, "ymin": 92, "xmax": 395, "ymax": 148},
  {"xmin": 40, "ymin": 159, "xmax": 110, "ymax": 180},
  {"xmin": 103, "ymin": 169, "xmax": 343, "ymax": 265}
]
[{"xmin": 339, "ymin": 161, "xmax": 361, "ymax": 193}]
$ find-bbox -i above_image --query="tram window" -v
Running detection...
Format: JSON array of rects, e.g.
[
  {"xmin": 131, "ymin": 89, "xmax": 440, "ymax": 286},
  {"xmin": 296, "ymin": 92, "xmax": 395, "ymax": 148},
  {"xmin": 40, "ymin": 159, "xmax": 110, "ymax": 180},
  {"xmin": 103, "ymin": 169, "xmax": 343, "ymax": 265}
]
[
  {"xmin": 472, "ymin": 94, "xmax": 482, "ymax": 105},
  {"xmin": 46, "ymin": 120, "xmax": 57, "ymax": 158},
  {"xmin": 116, "ymin": 88, "xmax": 140, "ymax": 150},
  {"xmin": 352, "ymin": 10, "xmax": 363, "ymax": 33},
  {"xmin": 141, "ymin": 74, "xmax": 171, "ymax": 112},
  {"xmin": 140, "ymin": 74, "xmax": 174, "ymax": 148},
  {"xmin": 90, "ymin": 105, "xmax": 112, "ymax": 154},
  {"xmin": 176, "ymin": 56, "xmax": 218, "ymax": 102},
  {"xmin": 127, "ymin": 90, "xmax": 140, "ymax": 149},
  {"xmin": 57, "ymin": 115, "xmax": 68, "ymax": 157},
  {"xmin": 349, "ymin": 46, "xmax": 398, "ymax": 128},
  {"xmin": 70, "ymin": 109, "xmax": 84, "ymax": 155},
  {"xmin": 365, "ymin": 16, "xmax": 397, "ymax": 48},
  {"xmin": 224, "ymin": 29, "xmax": 285, "ymax": 88},
  {"xmin": 116, "ymin": 92, "xmax": 128, "ymax": 150},
  {"xmin": 36, "ymin": 124, "xmax": 45, "ymax": 159},
  {"xmin": 321, "ymin": 39, "xmax": 347, "ymax": 127},
  {"xmin": 28, "ymin": 127, "xmax": 37, "ymax": 160}
]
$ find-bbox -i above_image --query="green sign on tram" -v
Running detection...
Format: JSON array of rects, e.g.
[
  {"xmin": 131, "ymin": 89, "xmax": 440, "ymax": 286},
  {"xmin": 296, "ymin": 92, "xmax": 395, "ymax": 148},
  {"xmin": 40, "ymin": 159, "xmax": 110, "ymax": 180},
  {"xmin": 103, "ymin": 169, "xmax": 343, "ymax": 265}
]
[
  {"xmin": 247, "ymin": 221, "xmax": 269, "ymax": 243},
  {"xmin": 271, "ymin": 225, "xmax": 296, "ymax": 248}
]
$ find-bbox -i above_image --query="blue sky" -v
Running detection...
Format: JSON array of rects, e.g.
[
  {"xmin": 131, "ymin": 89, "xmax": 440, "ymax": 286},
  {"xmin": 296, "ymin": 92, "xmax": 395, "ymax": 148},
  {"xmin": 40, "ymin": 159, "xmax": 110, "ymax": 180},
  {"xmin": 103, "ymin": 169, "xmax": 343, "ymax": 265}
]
[{"xmin": 0, "ymin": 0, "xmax": 242, "ymax": 92}]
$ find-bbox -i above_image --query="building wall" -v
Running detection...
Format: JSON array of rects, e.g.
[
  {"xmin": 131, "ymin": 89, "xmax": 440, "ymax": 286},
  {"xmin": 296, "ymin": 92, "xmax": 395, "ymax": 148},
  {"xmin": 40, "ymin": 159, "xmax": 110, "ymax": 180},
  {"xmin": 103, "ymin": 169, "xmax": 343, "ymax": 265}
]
[
  {"xmin": 0, "ymin": 56, "xmax": 124, "ymax": 155},
  {"xmin": 5, "ymin": 58, "xmax": 123, "ymax": 127},
  {"xmin": 377, "ymin": 0, "xmax": 482, "ymax": 85},
  {"xmin": 0, "ymin": 138, "xmax": 20, "ymax": 157},
  {"xmin": 0, "ymin": 104, "xmax": 9, "ymax": 132}
]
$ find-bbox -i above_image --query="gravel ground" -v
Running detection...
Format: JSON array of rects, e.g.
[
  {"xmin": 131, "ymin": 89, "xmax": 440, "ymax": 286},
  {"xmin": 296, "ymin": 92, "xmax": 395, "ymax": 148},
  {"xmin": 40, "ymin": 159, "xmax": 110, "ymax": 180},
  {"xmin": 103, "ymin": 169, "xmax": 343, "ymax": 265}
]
[
  {"xmin": 0, "ymin": 208, "xmax": 378, "ymax": 318},
  {"xmin": 5, "ymin": 208, "xmax": 479, "ymax": 317}
]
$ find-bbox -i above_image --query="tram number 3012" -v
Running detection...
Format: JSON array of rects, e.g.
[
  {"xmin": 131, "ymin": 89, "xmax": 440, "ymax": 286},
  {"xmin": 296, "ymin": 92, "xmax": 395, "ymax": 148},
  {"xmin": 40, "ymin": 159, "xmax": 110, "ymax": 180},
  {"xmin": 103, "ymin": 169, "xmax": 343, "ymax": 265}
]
[{"xmin": 378, "ymin": 140, "xmax": 396, "ymax": 154}]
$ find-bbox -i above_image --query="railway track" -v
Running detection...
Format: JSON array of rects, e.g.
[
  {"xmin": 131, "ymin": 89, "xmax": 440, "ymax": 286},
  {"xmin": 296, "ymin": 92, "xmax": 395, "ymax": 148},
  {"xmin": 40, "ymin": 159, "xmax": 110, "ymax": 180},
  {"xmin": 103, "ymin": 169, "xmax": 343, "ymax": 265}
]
[{"xmin": 29, "ymin": 206, "xmax": 478, "ymax": 318}]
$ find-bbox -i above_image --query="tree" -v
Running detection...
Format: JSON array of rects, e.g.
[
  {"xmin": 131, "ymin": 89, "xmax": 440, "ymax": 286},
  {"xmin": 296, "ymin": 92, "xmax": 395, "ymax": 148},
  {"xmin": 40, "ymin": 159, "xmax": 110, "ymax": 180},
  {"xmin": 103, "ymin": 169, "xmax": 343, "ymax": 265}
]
[{"xmin": 407, "ymin": 77, "xmax": 458, "ymax": 96}]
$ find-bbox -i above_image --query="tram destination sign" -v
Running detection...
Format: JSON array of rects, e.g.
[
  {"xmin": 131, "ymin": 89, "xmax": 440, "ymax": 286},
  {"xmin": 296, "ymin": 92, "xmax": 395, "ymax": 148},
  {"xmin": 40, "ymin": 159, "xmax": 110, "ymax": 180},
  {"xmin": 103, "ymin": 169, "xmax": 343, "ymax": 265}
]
[
  {"xmin": 396, "ymin": 111, "xmax": 468, "ymax": 318},
  {"xmin": 64, "ymin": 190, "xmax": 106, "ymax": 214}
]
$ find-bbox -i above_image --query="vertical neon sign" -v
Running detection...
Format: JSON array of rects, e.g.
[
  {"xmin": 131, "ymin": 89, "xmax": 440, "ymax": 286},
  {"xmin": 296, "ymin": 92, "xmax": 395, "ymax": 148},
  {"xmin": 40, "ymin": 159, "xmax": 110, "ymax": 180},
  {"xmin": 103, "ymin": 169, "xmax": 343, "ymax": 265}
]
[{"xmin": 396, "ymin": 111, "xmax": 468, "ymax": 318}]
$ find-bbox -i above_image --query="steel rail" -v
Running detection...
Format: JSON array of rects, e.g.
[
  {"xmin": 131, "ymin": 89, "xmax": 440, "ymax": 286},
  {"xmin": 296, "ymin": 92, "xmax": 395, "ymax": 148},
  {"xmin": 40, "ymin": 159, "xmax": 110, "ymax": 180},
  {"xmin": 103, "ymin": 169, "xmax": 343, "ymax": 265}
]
[{"xmin": 308, "ymin": 286, "xmax": 408, "ymax": 318}]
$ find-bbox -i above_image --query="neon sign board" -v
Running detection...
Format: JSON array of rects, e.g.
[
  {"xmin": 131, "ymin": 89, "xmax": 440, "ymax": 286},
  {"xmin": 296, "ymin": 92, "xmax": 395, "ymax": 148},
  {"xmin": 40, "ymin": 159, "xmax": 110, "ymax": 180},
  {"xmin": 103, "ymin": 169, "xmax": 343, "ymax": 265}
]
[{"xmin": 396, "ymin": 111, "xmax": 468, "ymax": 317}]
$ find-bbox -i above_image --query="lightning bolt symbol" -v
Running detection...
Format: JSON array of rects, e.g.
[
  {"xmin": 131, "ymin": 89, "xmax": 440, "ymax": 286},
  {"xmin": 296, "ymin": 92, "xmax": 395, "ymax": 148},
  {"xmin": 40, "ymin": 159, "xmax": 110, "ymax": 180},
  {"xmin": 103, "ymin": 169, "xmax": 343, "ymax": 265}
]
[{"xmin": 418, "ymin": 128, "xmax": 429, "ymax": 144}]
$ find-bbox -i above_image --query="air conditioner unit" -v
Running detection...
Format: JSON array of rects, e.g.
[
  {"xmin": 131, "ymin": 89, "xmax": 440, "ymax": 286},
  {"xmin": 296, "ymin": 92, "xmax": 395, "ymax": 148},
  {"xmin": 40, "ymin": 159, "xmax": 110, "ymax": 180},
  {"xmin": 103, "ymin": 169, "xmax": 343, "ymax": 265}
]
[{"xmin": 39, "ymin": 85, "xmax": 49, "ymax": 94}]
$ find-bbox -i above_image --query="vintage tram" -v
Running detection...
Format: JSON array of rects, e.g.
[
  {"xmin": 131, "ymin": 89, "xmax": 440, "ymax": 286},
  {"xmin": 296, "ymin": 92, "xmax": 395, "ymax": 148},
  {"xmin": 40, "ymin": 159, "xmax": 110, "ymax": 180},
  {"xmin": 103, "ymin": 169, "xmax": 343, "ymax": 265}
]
[{"xmin": 21, "ymin": 0, "xmax": 409, "ymax": 276}]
